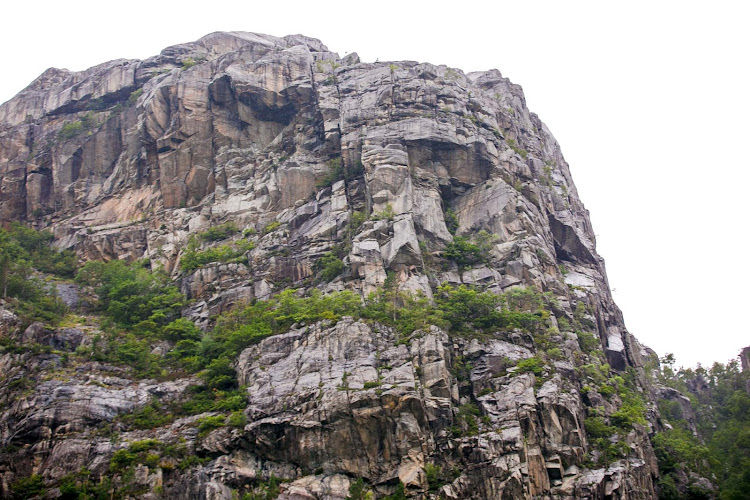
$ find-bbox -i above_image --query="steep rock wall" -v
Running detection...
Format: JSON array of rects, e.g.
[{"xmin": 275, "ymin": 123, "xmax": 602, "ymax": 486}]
[{"xmin": 0, "ymin": 32, "xmax": 665, "ymax": 499}]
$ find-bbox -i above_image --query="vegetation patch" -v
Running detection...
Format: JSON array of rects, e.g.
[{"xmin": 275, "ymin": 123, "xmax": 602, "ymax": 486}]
[
  {"xmin": 371, "ymin": 203, "xmax": 395, "ymax": 222},
  {"xmin": 0, "ymin": 224, "xmax": 76, "ymax": 326},
  {"xmin": 442, "ymin": 230, "xmax": 497, "ymax": 269},
  {"xmin": 515, "ymin": 356, "xmax": 545, "ymax": 376},
  {"xmin": 316, "ymin": 252, "xmax": 345, "ymax": 282},
  {"xmin": 76, "ymin": 259, "xmax": 184, "ymax": 329},
  {"xmin": 444, "ymin": 208, "xmax": 459, "ymax": 235},
  {"xmin": 263, "ymin": 221, "xmax": 281, "ymax": 234},
  {"xmin": 654, "ymin": 356, "xmax": 750, "ymax": 498},
  {"xmin": 316, "ymin": 158, "xmax": 344, "ymax": 189},
  {"xmin": 57, "ymin": 112, "xmax": 98, "ymax": 141},
  {"xmin": 127, "ymin": 88, "xmax": 143, "ymax": 106},
  {"xmin": 506, "ymin": 138, "xmax": 528, "ymax": 159},
  {"xmin": 179, "ymin": 237, "xmax": 254, "ymax": 271},
  {"xmin": 10, "ymin": 474, "xmax": 45, "ymax": 499},
  {"xmin": 198, "ymin": 222, "xmax": 239, "ymax": 242},
  {"xmin": 196, "ymin": 415, "xmax": 225, "ymax": 437}
]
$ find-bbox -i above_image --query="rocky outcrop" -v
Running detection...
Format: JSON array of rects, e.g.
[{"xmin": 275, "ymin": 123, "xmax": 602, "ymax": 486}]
[
  {"xmin": 0, "ymin": 32, "xmax": 667, "ymax": 498},
  {"xmin": 0, "ymin": 306, "xmax": 19, "ymax": 337},
  {"xmin": 232, "ymin": 318, "xmax": 660, "ymax": 499}
]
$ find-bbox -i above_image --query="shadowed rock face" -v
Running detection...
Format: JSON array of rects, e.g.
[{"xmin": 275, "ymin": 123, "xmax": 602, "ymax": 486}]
[{"xmin": 0, "ymin": 32, "xmax": 665, "ymax": 499}]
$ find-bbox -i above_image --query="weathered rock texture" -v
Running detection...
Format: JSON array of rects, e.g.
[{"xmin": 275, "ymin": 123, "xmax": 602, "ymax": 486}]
[{"xmin": 0, "ymin": 32, "xmax": 666, "ymax": 498}]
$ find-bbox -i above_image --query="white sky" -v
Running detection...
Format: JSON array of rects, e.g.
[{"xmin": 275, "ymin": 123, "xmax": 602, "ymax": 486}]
[{"xmin": 2, "ymin": 0, "xmax": 748, "ymax": 368}]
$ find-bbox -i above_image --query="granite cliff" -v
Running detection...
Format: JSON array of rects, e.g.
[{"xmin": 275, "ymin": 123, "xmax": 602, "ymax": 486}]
[{"xmin": 0, "ymin": 32, "xmax": 683, "ymax": 499}]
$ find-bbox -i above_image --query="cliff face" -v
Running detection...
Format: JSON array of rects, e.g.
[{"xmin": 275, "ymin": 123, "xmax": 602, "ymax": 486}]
[{"xmin": 0, "ymin": 32, "xmax": 663, "ymax": 499}]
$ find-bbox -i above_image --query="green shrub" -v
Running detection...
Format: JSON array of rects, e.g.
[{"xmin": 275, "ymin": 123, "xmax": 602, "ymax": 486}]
[
  {"xmin": 8, "ymin": 223, "xmax": 77, "ymax": 277},
  {"xmin": 346, "ymin": 478, "xmax": 370, "ymax": 500},
  {"xmin": 181, "ymin": 57, "xmax": 197, "ymax": 70},
  {"xmin": 229, "ymin": 410, "xmax": 247, "ymax": 427},
  {"xmin": 180, "ymin": 385, "xmax": 247, "ymax": 414},
  {"xmin": 507, "ymin": 138, "xmax": 528, "ymax": 159},
  {"xmin": 0, "ymin": 225, "xmax": 76, "ymax": 326},
  {"xmin": 110, "ymin": 449, "xmax": 137, "ymax": 471},
  {"xmin": 585, "ymin": 416, "xmax": 614, "ymax": 440},
  {"xmin": 350, "ymin": 211, "xmax": 367, "ymax": 232},
  {"xmin": 181, "ymin": 288, "xmax": 363, "ymax": 394},
  {"xmin": 316, "ymin": 158, "xmax": 344, "ymax": 189},
  {"xmin": 382, "ymin": 481, "xmax": 407, "ymax": 500},
  {"xmin": 587, "ymin": 434, "xmax": 631, "ymax": 465},
  {"xmin": 202, "ymin": 356, "xmax": 238, "ymax": 390},
  {"xmin": 503, "ymin": 286, "xmax": 543, "ymax": 313},
  {"xmin": 198, "ymin": 222, "xmax": 239, "ymax": 242},
  {"xmin": 580, "ymin": 361, "xmax": 610, "ymax": 386},
  {"xmin": 610, "ymin": 389, "xmax": 647, "ymax": 428},
  {"xmin": 656, "ymin": 475, "xmax": 679, "ymax": 500},
  {"xmin": 58, "ymin": 112, "xmax": 98, "ymax": 141},
  {"xmin": 144, "ymin": 453, "xmax": 160, "ymax": 468},
  {"xmin": 444, "ymin": 208, "xmax": 459, "ymax": 235},
  {"xmin": 4, "ymin": 277, "xmax": 67, "ymax": 327},
  {"xmin": 59, "ymin": 472, "xmax": 84, "ymax": 499},
  {"xmin": 128, "ymin": 439, "xmax": 161, "ymax": 453},
  {"xmin": 121, "ymin": 399, "xmax": 174, "ymax": 429},
  {"xmin": 76, "ymin": 260, "xmax": 184, "ymax": 329},
  {"xmin": 443, "ymin": 236, "xmax": 483, "ymax": 267},
  {"xmin": 58, "ymin": 121, "xmax": 84, "ymax": 140},
  {"xmin": 371, "ymin": 204, "xmax": 395, "ymax": 221},
  {"xmin": 546, "ymin": 347, "xmax": 564, "ymax": 360},
  {"xmin": 362, "ymin": 286, "xmax": 446, "ymax": 337},
  {"xmin": 475, "ymin": 230, "xmax": 498, "ymax": 255},
  {"xmin": 263, "ymin": 221, "xmax": 281, "ymax": 234},
  {"xmin": 577, "ymin": 331, "xmax": 600, "ymax": 353},
  {"xmin": 58, "ymin": 470, "xmax": 112, "ymax": 499},
  {"xmin": 658, "ymin": 399, "xmax": 684, "ymax": 422},
  {"xmin": 317, "ymin": 252, "xmax": 344, "ymax": 281},
  {"xmin": 434, "ymin": 284, "xmax": 538, "ymax": 334},
  {"xmin": 425, "ymin": 463, "xmax": 442, "ymax": 491},
  {"xmin": 440, "ymin": 230, "xmax": 497, "ymax": 269},
  {"xmin": 177, "ymin": 455, "xmax": 211, "ymax": 471},
  {"xmin": 180, "ymin": 238, "xmax": 253, "ymax": 271},
  {"xmin": 197, "ymin": 415, "xmax": 225, "ymax": 436},
  {"xmin": 455, "ymin": 403, "xmax": 481, "ymax": 436},
  {"xmin": 516, "ymin": 356, "xmax": 545, "ymax": 376},
  {"xmin": 162, "ymin": 318, "xmax": 202, "ymax": 342},
  {"xmin": 108, "ymin": 334, "xmax": 164, "ymax": 377},
  {"xmin": 652, "ymin": 427, "xmax": 709, "ymax": 475},
  {"xmin": 239, "ymin": 476, "xmax": 283, "ymax": 500},
  {"xmin": 10, "ymin": 474, "xmax": 45, "ymax": 499},
  {"xmin": 598, "ymin": 383, "xmax": 615, "ymax": 398},
  {"xmin": 127, "ymin": 88, "xmax": 144, "ymax": 106}
]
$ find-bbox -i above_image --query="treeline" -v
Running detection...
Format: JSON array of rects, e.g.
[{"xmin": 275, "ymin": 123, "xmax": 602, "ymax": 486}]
[{"xmin": 656, "ymin": 355, "xmax": 750, "ymax": 500}]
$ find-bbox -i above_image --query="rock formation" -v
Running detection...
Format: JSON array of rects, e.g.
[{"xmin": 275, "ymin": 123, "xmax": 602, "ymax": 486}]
[{"xmin": 0, "ymin": 32, "xmax": 674, "ymax": 498}]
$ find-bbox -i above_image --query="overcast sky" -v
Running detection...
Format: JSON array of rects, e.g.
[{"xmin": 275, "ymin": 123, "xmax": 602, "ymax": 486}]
[{"xmin": 2, "ymin": 0, "xmax": 748, "ymax": 368}]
